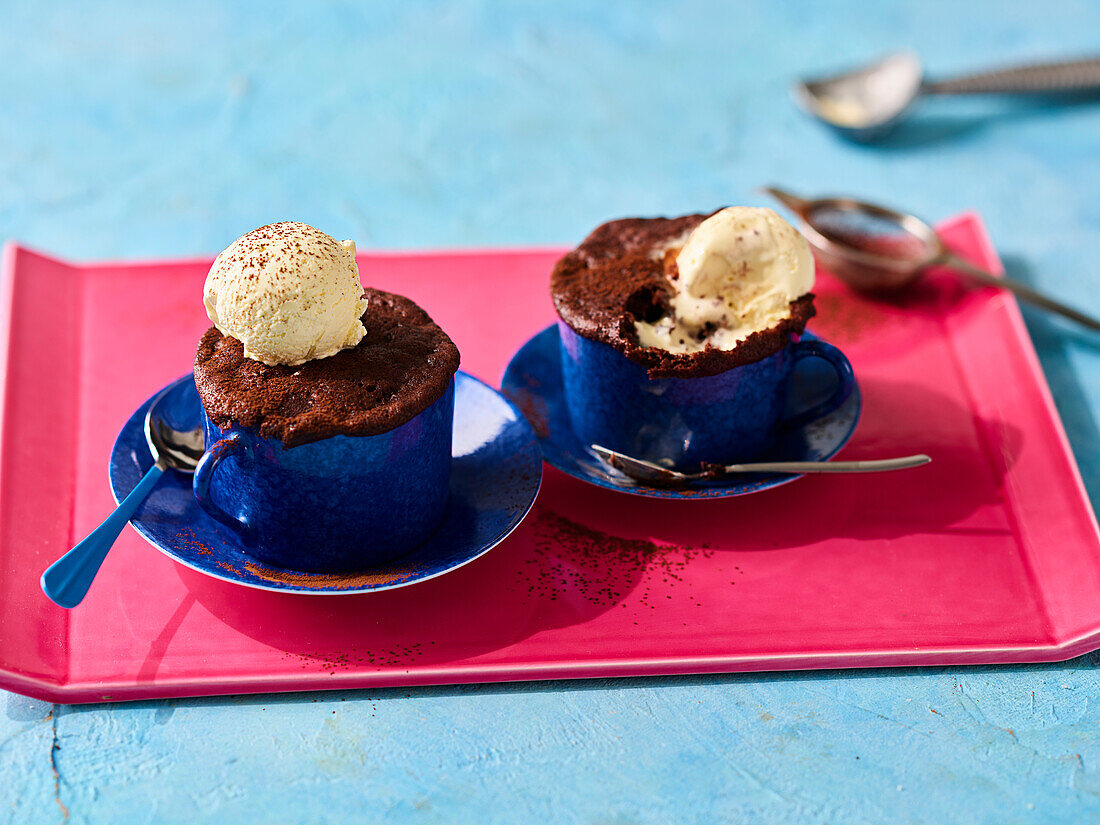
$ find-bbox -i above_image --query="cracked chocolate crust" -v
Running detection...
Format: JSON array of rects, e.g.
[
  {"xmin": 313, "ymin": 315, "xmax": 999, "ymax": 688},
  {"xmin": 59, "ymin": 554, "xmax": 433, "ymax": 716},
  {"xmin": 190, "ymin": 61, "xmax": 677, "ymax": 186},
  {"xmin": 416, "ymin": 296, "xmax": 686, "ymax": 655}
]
[
  {"xmin": 550, "ymin": 214, "xmax": 816, "ymax": 379},
  {"xmin": 194, "ymin": 288, "xmax": 460, "ymax": 447}
]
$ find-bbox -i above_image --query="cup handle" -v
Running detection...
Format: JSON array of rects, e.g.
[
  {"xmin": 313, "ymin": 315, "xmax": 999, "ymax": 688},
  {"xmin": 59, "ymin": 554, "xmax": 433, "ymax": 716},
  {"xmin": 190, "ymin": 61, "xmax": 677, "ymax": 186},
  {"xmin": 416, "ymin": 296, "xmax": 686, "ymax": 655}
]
[
  {"xmin": 779, "ymin": 340, "xmax": 856, "ymax": 431},
  {"xmin": 193, "ymin": 433, "xmax": 254, "ymax": 540}
]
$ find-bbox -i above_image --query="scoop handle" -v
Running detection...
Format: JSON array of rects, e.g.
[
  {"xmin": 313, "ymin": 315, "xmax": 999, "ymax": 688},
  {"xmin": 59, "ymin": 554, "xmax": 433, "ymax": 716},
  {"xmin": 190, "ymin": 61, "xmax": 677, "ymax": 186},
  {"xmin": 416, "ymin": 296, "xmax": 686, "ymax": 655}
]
[
  {"xmin": 924, "ymin": 57, "xmax": 1100, "ymax": 95},
  {"xmin": 41, "ymin": 464, "xmax": 164, "ymax": 608},
  {"xmin": 720, "ymin": 455, "xmax": 931, "ymax": 474},
  {"xmin": 942, "ymin": 253, "xmax": 1100, "ymax": 333}
]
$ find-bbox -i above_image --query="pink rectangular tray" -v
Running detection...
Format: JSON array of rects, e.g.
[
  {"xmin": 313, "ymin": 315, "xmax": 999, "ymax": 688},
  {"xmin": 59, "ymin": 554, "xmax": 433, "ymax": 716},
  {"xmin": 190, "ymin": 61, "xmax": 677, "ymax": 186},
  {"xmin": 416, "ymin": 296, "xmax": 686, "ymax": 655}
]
[{"xmin": 3, "ymin": 213, "xmax": 1100, "ymax": 703}]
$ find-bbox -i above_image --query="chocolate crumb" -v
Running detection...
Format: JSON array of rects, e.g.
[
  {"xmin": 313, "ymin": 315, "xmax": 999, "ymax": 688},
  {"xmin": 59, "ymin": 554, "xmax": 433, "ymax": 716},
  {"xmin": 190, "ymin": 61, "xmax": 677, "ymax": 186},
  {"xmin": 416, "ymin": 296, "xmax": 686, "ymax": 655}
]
[{"xmin": 195, "ymin": 288, "xmax": 460, "ymax": 447}]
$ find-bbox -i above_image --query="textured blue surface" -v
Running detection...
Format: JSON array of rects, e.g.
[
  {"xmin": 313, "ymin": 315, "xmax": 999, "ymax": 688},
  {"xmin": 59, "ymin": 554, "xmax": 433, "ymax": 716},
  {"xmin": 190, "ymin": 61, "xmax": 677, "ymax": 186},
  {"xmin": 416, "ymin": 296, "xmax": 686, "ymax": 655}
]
[
  {"xmin": 502, "ymin": 325, "xmax": 861, "ymax": 497},
  {"xmin": 110, "ymin": 373, "xmax": 541, "ymax": 592},
  {"xmin": 195, "ymin": 380, "xmax": 455, "ymax": 570},
  {"xmin": 4, "ymin": 1, "xmax": 1100, "ymax": 822},
  {"xmin": 556, "ymin": 321, "xmax": 855, "ymax": 467}
]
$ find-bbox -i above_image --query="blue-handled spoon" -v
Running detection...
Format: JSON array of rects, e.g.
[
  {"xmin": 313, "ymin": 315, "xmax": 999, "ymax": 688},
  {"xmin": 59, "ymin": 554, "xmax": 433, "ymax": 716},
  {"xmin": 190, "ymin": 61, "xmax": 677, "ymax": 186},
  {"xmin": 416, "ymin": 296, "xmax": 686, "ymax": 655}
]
[{"xmin": 41, "ymin": 380, "xmax": 204, "ymax": 608}]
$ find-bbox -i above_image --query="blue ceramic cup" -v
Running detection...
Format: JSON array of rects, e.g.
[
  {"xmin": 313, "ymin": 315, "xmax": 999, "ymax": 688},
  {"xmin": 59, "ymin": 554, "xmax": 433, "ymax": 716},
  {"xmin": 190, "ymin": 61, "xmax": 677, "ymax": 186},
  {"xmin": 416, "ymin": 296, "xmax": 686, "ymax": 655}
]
[
  {"xmin": 193, "ymin": 380, "xmax": 454, "ymax": 572},
  {"xmin": 558, "ymin": 322, "xmax": 854, "ymax": 469}
]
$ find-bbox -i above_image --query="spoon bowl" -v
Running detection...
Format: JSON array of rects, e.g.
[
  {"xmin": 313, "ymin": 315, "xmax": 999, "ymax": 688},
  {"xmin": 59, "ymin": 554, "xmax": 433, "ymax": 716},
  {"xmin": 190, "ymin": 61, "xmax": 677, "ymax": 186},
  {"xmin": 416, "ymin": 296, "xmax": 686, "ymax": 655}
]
[
  {"xmin": 41, "ymin": 379, "xmax": 203, "ymax": 608},
  {"xmin": 794, "ymin": 50, "xmax": 923, "ymax": 140},
  {"xmin": 145, "ymin": 379, "xmax": 205, "ymax": 471}
]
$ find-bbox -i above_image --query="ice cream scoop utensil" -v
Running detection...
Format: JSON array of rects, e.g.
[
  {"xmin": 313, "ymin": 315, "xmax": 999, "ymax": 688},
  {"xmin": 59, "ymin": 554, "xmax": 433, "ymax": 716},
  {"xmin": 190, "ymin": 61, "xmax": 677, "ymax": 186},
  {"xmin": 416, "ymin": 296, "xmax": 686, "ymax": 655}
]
[
  {"xmin": 793, "ymin": 51, "xmax": 1100, "ymax": 140},
  {"xmin": 41, "ymin": 381, "xmax": 203, "ymax": 608},
  {"xmin": 592, "ymin": 445, "xmax": 930, "ymax": 486},
  {"xmin": 764, "ymin": 187, "xmax": 1100, "ymax": 333}
]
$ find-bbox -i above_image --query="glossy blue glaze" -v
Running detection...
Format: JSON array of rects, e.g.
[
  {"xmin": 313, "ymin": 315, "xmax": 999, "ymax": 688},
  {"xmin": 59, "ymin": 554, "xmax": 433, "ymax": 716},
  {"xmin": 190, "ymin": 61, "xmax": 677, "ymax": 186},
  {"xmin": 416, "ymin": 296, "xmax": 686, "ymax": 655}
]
[
  {"xmin": 557, "ymin": 321, "xmax": 855, "ymax": 468},
  {"xmin": 503, "ymin": 325, "xmax": 861, "ymax": 498},
  {"xmin": 110, "ymin": 373, "xmax": 541, "ymax": 593},
  {"xmin": 194, "ymin": 381, "xmax": 454, "ymax": 571}
]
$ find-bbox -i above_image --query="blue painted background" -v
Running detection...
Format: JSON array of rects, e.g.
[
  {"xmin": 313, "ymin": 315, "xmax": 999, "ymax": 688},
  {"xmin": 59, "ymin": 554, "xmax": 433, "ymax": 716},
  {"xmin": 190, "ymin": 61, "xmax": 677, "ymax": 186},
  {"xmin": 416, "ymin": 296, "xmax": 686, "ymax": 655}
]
[{"xmin": 3, "ymin": 1, "xmax": 1100, "ymax": 822}]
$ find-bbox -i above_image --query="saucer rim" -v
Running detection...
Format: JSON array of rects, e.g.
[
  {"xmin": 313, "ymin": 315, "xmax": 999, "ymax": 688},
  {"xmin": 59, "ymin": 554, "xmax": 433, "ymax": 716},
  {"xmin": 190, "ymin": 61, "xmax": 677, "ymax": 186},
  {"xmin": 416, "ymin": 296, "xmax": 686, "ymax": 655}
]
[
  {"xmin": 110, "ymin": 371, "xmax": 543, "ymax": 595},
  {"xmin": 501, "ymin": 325, "xmax": 862, "ymax": 500}
]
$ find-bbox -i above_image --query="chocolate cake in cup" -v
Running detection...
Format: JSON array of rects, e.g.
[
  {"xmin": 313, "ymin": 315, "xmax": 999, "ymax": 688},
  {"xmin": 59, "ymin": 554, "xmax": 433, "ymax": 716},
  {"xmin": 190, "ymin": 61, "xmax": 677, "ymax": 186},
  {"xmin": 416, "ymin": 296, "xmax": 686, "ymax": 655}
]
[
  {"xmin": 550, "ymin": 207, "xmax": 853, "ymax": 470},
  {"xmin": 192, "ymin": 222, "xmax": 460, "ymax": 572}
]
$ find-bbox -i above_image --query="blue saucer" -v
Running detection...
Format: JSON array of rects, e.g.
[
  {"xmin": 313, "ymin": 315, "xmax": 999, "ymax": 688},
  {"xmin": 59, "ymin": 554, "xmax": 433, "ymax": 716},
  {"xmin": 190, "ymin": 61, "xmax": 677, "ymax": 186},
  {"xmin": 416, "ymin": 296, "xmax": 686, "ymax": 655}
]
[
  {"xmin": 109, "ymin": 372, "xmax": 542, "ymax": 594},
  {"xmin": 501, "ymin": 326, "xmax": 861, "ymax": 499}
]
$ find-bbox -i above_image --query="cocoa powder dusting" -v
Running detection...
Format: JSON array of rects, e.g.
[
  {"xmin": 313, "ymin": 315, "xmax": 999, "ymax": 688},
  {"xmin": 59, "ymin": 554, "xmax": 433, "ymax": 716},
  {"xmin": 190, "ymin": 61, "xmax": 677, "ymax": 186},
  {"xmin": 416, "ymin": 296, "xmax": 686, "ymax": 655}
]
[
  {"xmin": 809, "ymin": 288, "xmax": 893, "ymax": 346},
  {"xmin": 517, "ymin": 507, "xmax": 714, "ymax": 610},
  {"xmin": 283, "ymin": 642, "xmax": 432, "ymax": 674},
  {"xmin": 176, "ymin": 527, "xmax": 213, "ymax": 556},
  {"xmin": 504, "ymin": 388, "xmax": 550, "ymax": 439},
  {"xmin": 242, "ymin": 559, "xmax": 427, "ymax": 590},
  {"xmin": 216, "ymin": 561, "xmax": 243, "ymax": 577}
]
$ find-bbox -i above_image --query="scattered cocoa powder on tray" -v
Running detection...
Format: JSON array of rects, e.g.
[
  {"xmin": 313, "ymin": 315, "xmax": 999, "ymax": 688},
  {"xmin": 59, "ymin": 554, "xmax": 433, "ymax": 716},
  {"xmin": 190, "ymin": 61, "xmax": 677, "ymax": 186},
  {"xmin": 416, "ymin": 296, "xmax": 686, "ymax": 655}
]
[
  {"xmin": 810, "ymin": 289, "xmax": 894, "ymax": 345},
  {"xmin": 283, "ymin": 642, "xmax": 432, "ymax": 674},
  {"xmin": 518, "ymin": 507, "xmax": 714, "ymax": 609}
]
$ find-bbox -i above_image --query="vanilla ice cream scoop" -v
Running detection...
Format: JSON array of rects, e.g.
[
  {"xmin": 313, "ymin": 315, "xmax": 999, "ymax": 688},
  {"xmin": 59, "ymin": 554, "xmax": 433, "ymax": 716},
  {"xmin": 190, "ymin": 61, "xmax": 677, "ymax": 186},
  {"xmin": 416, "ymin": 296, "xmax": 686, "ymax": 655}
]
[
  {"xmin": 635, "ymin": 207, "xmax": 814, "ymax": 353},
  {"xmin": 204, "ymin": 222, "xmax": 368, "ymax": 366}
]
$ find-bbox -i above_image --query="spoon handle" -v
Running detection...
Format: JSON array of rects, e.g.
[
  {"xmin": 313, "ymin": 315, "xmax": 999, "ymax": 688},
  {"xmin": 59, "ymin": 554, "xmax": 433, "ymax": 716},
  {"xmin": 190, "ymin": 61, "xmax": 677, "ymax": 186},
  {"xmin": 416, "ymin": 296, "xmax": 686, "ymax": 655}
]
[
  {"xmin": 41, "ymin": 464, "xmax": 164, "ymax": 609},
  {"xmin": 924, "ymin": 57, "xmax": 1100, "ymax": 96},
  {"xmin": 942, "ymin": 253, "xmax": 1100, "ymax": 333},
  {"xmin": 719, "ymin": 455, "xmax": 931, "ymax": 474}
]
